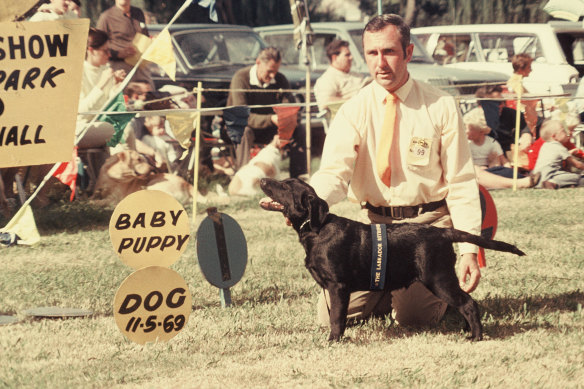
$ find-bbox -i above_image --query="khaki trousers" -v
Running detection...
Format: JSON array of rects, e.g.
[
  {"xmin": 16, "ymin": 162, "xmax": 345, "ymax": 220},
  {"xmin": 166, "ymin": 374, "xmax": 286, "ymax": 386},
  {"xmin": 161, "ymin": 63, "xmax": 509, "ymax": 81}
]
[{"xmin": 317, "ymin": 204, "xmax": 452, "ymax": 327}]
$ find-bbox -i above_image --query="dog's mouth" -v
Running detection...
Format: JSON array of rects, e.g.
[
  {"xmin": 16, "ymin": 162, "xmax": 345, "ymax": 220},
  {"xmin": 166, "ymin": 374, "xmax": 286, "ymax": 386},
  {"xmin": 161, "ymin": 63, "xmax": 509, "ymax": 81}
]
[{"xmin": 259, "ymin": 197, "xmax": 284, "ymax": 212}]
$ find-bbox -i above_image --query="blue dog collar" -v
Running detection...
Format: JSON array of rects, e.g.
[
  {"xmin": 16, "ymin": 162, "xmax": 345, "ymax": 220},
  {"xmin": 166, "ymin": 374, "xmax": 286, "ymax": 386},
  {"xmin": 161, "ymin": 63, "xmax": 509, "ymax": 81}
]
[{"xmin": 370, "ymin": 224, "xmax": 388, "ymax": 290}]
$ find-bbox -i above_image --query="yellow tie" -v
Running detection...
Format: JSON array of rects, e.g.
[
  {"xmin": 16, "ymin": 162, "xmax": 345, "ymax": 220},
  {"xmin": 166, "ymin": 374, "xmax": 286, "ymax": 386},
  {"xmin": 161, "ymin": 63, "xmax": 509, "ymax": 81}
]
[{"xmin": 376, "ymin": 93, "xmax": 397, "ymax": 187}]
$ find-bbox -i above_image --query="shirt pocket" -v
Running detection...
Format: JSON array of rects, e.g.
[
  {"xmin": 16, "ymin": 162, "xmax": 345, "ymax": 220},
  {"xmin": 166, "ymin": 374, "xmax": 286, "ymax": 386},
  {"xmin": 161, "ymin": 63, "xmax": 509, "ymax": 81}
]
[{"xmin": 406, "ymin": 136, "xmax": 433, "ymax": 167}]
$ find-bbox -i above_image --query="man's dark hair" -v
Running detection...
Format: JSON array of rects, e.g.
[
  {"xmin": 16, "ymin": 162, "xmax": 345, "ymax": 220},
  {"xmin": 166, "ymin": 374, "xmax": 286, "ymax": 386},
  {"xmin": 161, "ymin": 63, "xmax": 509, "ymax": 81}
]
[
  {"xmin": 363, "ymin": 14, "xmax": 410, "ymax": 55},
  {"xmin": 325, "ymin": 39, "xmax": 350, "ymax": 62},
  {"xmin": 257, "ymin": 47, "xmax": 281, "ymax": 63}
]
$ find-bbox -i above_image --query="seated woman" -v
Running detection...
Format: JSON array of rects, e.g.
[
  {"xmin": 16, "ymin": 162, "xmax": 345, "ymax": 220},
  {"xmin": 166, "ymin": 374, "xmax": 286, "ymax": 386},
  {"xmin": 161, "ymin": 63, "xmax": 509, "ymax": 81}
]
[
  {"xmin": 77, "ymin": 28, "xmax": 127, "ymax": 149},
  {"xmin": 76, "ymin": 28, "xmax": 127, "ymax": 193},
  {"xmin": 463, "ymin": 107, "xmax": 538, "ymax": 190}
]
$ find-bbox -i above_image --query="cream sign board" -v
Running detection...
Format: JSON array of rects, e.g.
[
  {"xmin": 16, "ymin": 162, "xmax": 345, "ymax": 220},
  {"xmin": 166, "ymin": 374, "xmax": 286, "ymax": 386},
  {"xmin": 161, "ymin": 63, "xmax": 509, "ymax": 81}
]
[{"xmin": 0, "ymin": 19, "xmax": 89, "ymax": 167}]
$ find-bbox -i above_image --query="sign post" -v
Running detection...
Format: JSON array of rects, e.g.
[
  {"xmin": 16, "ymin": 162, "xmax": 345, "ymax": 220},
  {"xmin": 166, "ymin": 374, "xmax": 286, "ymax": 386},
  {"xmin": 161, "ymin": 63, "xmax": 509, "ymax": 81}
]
[{"xmin": 196, "ymin": 208, "xmax": 247, "ymax": 308}]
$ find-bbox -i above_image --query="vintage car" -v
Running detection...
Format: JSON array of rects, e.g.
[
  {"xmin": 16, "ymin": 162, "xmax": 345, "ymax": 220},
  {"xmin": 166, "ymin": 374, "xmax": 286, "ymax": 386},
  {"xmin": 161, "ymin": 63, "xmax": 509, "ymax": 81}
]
[
  {"xmin": 413, "ymin": 22, "xmax": 583, "ymax": 96},
  {"xmin": 147, "ymin": 24, "xmax": 323, "ymax": 134},
  {"xmin": 255, "ymin": 21, "xmax": 509, "ymax": 97}
]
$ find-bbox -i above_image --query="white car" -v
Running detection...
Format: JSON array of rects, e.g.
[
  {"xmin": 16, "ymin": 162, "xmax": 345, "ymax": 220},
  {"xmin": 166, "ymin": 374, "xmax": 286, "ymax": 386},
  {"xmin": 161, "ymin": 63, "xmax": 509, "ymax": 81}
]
[
  {"xmin": 413, "ymin": 22, "xmax": 583, "ymax": 96},
  {"xmin": 255, "ymin": 22, "xmax": 508, "ymax": 97}
]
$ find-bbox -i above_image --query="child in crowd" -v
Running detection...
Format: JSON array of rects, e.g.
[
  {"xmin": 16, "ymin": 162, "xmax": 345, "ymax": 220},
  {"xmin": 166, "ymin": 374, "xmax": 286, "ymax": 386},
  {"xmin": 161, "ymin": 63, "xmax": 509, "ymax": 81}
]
[
  {"xmin": 140, "ymin": 116, "xmax": 179, "ymax": 169},
  {"xmin": 533, "ymin": 120, "xmax": 584, "ymax": 189},
  {"xmin": 506, "ymin": 53, "xmax": 539, "ymax": 135},
  {"xmin": 463, "ymin": 107, "xmax": 537, "ymax": 189}
]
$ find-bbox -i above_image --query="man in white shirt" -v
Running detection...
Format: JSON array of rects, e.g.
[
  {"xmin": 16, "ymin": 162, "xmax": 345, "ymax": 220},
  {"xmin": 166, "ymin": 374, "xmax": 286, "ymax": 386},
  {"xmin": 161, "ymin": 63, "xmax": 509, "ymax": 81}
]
[
  {"xmin": 310, "ymin": 14, "xmax": 481, "ymax": 328},
  {"xmin": 314, "ymin": 40, "xmax": 368, "ymax": 116}
]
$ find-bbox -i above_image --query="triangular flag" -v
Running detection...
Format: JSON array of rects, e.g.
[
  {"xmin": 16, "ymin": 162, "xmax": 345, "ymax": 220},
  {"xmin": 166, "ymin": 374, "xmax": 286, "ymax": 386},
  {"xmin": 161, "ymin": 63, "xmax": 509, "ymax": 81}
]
[
  {"xmin": 98, "ymin": 92, "xmax": 136, "ymax": 147},
  {"xmin": 0, "ymin": 205, "xmax": 40, "ymax": 245},
  {"xmin": 198, "ymin": 0, "xmax": 218, "ymax": 22},
  {"xmin": 53, "ymin": 147, "xmax": 78, "ymax": 202},
  {"xmin": 142, "ymin": 29, "xmax": 177, "ymax": 81},
  {"xmin": 166, "ymin": 112, "xmax": 198, "ymax": 149}
]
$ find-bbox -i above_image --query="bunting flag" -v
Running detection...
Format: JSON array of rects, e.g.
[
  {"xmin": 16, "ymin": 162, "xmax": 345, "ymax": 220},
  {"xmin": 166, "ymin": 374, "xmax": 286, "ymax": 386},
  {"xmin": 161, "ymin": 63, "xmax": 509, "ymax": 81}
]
[
  {"xmin": 199, "ymin": 0, "xmax": 218, "ymax": 22},
  {"xmin": 141, "ymin": 30, "xmax": 177, "ymax": 81},
  {"xmin": 273, "ymin": 106, "xmax": 300, "ymax": 145},
  {"xmin": 166, "ymin": 112, "xmax": 198, "ymax": 149},
  {"xmin": 98, "ymin": 93, "xmax": 135, "ymax": 147},
  {"xmin": 53, "ymin": 147, "xmax": 78, "ymax": 202},
  {"xmin": 0, "ymin": 204, "xmax": 41, "ymax": 246}
]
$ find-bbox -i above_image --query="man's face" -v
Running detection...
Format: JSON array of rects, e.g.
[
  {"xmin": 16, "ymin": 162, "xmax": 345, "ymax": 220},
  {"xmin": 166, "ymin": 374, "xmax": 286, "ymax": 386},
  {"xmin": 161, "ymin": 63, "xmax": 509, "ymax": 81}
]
[
  {"xmin": 363, "ymin": 25, "xmax": 413, "ymax": 92},
  {"xmin": 115, "ymin": 0, "xmax": 131, "ymax": 9},
  {"xmin": 256, "ymin": 59, "xmax": 281, "ymax": 85},
  {"xmin": 519, "ymin": 63, "xmax": 532, "ymax": 77},
  {"xmin": 332, "ymin": 46, "xmax": 353, "ymax": 73}
]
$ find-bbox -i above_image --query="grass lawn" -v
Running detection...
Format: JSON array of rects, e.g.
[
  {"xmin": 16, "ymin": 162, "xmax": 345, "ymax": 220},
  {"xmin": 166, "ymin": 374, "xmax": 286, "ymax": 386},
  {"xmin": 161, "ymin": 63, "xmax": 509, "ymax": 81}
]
[{"xmin": 0, "ymin": 185, "xmax": 583, "ymax": 388}]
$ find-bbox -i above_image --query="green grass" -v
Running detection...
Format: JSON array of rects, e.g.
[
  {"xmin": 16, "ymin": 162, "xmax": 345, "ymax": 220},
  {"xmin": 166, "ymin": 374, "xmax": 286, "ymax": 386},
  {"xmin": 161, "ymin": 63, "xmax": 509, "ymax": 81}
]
[{"xmin": 1, "ymin": 187, "xmax": 583, "ymax": 388}]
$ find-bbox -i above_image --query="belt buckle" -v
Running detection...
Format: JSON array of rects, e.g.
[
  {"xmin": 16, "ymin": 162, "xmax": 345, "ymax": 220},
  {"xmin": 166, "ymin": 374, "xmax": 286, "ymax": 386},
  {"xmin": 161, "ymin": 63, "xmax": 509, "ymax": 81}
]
[{"xmin": 390, "ymin": 206, "xmax": 403, "ymax": 219}]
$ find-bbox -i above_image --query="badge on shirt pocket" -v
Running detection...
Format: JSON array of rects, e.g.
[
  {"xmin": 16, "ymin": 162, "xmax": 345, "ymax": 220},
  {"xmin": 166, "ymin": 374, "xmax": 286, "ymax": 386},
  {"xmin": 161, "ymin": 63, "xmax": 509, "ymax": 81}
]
[{"xmin": 407, "ymin": 137, "xmax": 432, "ymax": 166}]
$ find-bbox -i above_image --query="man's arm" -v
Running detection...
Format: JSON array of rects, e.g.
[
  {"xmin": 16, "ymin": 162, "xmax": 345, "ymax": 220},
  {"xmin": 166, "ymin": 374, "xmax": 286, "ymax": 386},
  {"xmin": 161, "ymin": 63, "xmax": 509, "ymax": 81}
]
[
  {"xmin": 228, "ymin": 73, "xmax": 275, "ymax": 130},
  {"xmin": 310, "ymin": 104, "xmax": 359, "ymax": 206},
  {"xmin": 440, "ymin": 97, "xmax": 482, "ymax": 291}
]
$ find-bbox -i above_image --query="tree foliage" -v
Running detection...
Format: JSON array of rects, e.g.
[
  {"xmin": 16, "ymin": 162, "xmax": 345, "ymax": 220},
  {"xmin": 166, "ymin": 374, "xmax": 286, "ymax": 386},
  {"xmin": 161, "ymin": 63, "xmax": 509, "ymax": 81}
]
[
  {"xmin": 79, "ymin": 0, "xmax": 552, "ymax": 28},
  {"xmin": 358, "ymin": 0, "xmax": 550, "ymax": 27}
]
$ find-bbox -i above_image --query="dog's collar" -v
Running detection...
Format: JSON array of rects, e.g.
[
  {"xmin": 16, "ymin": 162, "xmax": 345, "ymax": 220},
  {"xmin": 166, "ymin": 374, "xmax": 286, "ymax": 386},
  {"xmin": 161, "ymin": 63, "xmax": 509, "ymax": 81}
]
[{"xmin": 298, "ymin": 218, "xmax": 311, "ymax": 232}]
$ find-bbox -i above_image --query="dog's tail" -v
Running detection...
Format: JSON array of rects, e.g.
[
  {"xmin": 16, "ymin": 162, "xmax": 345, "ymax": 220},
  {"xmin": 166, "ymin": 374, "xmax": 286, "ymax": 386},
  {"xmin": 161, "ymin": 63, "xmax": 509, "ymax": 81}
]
[{"xmin": 444, "ymin": 228, "xmax": 526, "ymax": 256}]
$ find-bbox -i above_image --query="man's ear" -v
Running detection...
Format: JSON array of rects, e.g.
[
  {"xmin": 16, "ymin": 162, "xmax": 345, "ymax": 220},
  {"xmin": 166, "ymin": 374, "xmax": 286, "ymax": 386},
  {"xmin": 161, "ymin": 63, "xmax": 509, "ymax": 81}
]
[{"xmin": 404, "ymin": 43, "xmax": 414, "ymax": 63}]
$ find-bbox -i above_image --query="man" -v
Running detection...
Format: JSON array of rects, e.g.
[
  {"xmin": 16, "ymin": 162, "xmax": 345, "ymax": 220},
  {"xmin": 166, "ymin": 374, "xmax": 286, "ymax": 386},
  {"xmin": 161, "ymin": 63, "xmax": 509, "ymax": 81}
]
[
  {"xmin": 97, "ymin": 0, "xmax": 151, "ymax": 85},
  {"xmin": 314, "ymin": 40, "xmax": 369, "ymax": 116},
  {"xmin": 227, "ymin": 47, "xmax": 307, "ymax": 179},
  {"xmin": 310, "ymin": 14, "xmax": 481, "ymax": 327}
]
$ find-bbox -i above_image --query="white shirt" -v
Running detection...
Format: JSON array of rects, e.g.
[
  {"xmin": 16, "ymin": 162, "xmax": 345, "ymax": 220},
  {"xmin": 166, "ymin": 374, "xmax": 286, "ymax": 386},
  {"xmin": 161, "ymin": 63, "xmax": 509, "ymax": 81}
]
[
  {"xmin": 314, "ymin": 66, "xmax": 367, "ymax": 111},
  {"xmin": 310, "ymin": 77, "xmax": 481, "ymax": 254},
  {"xmin": 533, "ymin": 141, "xmax": 571, "ymax": 173},
  {"xmin": 77, "ymin": 61, "xmax": 118, "ymax": 129},
  {"xmin": 469, "ymin": 136, "xmax": 503, "ymax": 167},
  {"xmin": 249, "ymin": 64, "xmax": 276, "ymax": 88}
]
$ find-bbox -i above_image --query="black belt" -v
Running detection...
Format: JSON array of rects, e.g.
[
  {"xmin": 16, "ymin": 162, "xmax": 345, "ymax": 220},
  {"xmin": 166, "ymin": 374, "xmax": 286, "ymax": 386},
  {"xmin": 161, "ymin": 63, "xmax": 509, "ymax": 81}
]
[{"xmin": 364, "ymin": 199, "xmax": 447, "ymax": 220}]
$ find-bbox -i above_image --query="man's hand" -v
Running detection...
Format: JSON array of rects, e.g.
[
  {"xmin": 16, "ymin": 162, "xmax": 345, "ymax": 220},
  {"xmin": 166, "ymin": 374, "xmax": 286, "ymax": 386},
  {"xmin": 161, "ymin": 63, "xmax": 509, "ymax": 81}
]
[
  {"xmin": 271, "ymin": 114, "xmax": 279, "ymax": 127},
  {"xmin": 458, "ymin": 253, "xmax": 481, "ymax": 293},
  {"xmin": 113, "ymin": 69, "xmax": 127, "ymax": 83}
]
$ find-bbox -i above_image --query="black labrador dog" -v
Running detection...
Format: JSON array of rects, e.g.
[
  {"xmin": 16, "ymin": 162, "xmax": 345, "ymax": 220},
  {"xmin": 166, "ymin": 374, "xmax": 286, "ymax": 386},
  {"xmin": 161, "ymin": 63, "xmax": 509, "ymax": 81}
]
[{"xmin": 259, "ymin": 178, "xmax": 525, "ymax": 341}]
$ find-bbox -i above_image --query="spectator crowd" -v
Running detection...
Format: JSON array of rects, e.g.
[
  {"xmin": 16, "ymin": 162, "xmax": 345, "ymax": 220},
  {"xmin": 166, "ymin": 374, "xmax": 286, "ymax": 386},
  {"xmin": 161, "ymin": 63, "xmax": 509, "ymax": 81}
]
[{"xmin": 1, "ymin": 3, "xmax": 583, "ymax": 216}]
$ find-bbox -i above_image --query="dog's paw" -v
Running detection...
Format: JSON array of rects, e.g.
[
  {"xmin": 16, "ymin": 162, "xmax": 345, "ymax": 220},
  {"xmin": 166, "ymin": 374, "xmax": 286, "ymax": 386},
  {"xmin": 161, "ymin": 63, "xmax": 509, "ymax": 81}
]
[
  {"xmin": 466, "ymin": 334, "xmax": 483, "ymax": 342},
  {"xmin": 328, "ymin": 333, "xmax": 343, "ymax": 342}
]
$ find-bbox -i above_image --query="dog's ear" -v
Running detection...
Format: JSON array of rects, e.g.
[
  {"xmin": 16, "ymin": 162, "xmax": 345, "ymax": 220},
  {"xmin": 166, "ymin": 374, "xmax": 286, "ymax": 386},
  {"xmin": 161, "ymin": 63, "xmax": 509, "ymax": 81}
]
[{"xmin": 304, "ymin": 193, "xmax": 328, "ymax": 232}]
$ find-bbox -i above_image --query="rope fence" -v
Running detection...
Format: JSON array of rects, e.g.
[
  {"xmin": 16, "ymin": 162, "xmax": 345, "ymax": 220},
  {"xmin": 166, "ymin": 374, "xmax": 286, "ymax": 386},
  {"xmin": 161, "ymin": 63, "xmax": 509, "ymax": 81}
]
[{"xmin": 79, "ymin": 82, "xmax": 582, "ymax": 117}]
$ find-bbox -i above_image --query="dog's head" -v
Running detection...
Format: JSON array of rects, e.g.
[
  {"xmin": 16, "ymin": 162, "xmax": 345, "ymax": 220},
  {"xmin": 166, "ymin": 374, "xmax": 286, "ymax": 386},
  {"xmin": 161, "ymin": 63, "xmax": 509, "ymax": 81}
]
[
  {"xmin": 106, "ymin": 150, "xmax": 153, "ymax": 182},
  {"xmin": 259, "ymin": 178, "xmax": 329, "ymax": 232}
]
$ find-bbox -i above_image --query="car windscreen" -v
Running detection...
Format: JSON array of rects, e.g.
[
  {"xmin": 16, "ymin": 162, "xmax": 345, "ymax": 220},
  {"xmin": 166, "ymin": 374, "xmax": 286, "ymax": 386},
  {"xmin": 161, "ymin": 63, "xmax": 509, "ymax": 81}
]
[
  {"xmin": 348, "ymin": 29, "xmax": 433, "ymax": 64},
  {"xmin": 173, "ymin": 30, "xmax": 265, "ymax": 68}
]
